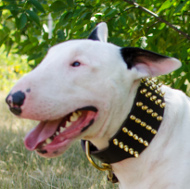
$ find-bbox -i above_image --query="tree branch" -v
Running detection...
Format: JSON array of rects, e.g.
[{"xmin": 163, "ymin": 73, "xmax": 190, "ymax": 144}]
[{"xmin": 124, "ymin": 0, "xmax": 190, "ymax": 41}]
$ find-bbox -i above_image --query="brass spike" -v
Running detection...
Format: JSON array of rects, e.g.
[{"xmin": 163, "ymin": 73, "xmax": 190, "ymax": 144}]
[
  {"xmin": 143, "ymin": 141, "xmax": 149, "ymax": 146},
  {"xmin": 140, "ymin": 88, "xmax": 147, "ymax": 94},
  {"xmin": 145, "ymin": 80, "xmax": 152, "ymax": 86},
  {"xmin": 128, "ymin": 130, "xmax": 133, "ymax": 137},
  {"xmin": 151, "ymin": 129, "xmax": 157, "ymax": 135},
  {"xmin": 138, "ymin": 138, "xmax": 144, "ymax": 143},
  {"xmin": 155, "ymin": 88, "xmax": 161, "ymax": 94},
  {"xmin": 119, "ymin": 142, "xmax": 124, "ymax": 149},
  {"xmin": 155, "ymin": 99, "xmax": 162, "ymax": 105},
  {"xmin": 136, "ymin": 102, "xmax": 143, "ymax": 107},
  {"xmin": 150, "ymin": 84, "xmax": 157, "ymax": 90},
  {"xmin": 130, "ymin": 115, "xmax": 136, "ymax": 120},
  {"xmin": 157, "ymin": 116, "xmax": 163, "ymax": 121},
  {"xmin": 122, "ymin": 127, "xmax": 128, "ymax": 133},
  {"xmin": 142, "ymin": 105, "xmax": 148, "ymax": 111},
  {"xmin": 160, "ymin": 92, "xmax": 165, "ymax": 97},
  {"xmin": 129, "ymin": 148, "xmax": 134, "ymax": 155},
  {"xmin": 160, "ymin": 102, "xmax": 166, "ymax": 108},
  {"xmin": 135, "ymin": 118, "xmax": 141, "ymax": 124},
  {"xmin": 140, "ymin": 122, "xmax": 147, "ymax": 127},
  {"xmin": 134, "ymin": 151, "xmax": 139, "ymax": 158},
  {"xmin": 147, "ymin": 109, "xmax": 153, "ymax": 114},
  {"xmin": 151, "ymin": 112, "xmax": 158, "ymax": 117},
  {"xmin": 146, "ymin": 125, "xmax": 152, "ymax": 130},
  {"xmin": 133, "ymin": 134, "xmax": 138, "ymax": 140},
  {"xmin": 150, "ymin": 95, "xmax": 157, "ymax": 101},
  {"xmin": 124, "ymin": 145, "xmax": 129, "ymax": 152},
  {"xmin": 145, "ymin": 92, "xmax": 152, "ymax": 98},
  {"xmin": 113, "ymin": 139, "xmax": 119, "ymax": 145}
]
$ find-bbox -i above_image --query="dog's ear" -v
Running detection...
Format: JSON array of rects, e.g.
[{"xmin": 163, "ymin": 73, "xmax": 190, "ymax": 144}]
[
  {"xmin": 121, "ymin": 47, "xmax": 181, "ymax": 77},
  {"xmin": 88, "ymin": 22, "xmax": 108, "ymax": 42}
]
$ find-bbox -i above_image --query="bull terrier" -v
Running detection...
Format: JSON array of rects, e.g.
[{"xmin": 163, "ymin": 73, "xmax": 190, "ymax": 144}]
[{"xmin": 6, "ymin": 22, "xmax": 190, "ymax": 189}]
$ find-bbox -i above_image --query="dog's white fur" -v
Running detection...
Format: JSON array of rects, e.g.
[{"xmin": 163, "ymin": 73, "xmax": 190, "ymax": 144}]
[{"xmin": 8, "ymin": 23, "xmax": 190, "ymax": 188}]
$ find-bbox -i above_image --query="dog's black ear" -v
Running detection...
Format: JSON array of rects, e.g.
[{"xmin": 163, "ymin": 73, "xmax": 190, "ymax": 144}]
[
  {"xmin": 121, "ymin": 47, "xmax": 181, "ymax": 77},
  {"xmin": 88, "ymin": 22, "xmax": 108, "ymax": 42}
]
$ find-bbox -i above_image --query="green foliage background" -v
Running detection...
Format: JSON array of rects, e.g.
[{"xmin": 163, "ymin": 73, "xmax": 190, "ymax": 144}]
[{"xmin": 0, "ymin": 0, "xmax": 190, "ymax": 94}]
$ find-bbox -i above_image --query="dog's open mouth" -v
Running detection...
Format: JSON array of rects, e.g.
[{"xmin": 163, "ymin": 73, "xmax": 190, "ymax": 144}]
[{"xmin": 24, "ymin": 106, "xmax": 98, "ymax": 157}]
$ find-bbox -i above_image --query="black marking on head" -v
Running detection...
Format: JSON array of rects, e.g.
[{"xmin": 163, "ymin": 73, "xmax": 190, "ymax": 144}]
[
  {"xmin": 81, "ymin": 119, "xmax": 94, "ymax": 133},
  {"xmin": 88, "ymin": 28, "xmax": 100, "ymax": 41},
  {"xmin": 120, "ymin": 47, "xmax": 168, "ymax": 69}
]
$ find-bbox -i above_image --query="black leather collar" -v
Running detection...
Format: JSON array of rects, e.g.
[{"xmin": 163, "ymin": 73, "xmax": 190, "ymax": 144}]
[{"xmin": 81, "ymin": 78, "xmax": 165, "ymax": 164}]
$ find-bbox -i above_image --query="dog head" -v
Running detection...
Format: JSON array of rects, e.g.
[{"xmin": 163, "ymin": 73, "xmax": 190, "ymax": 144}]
[{"xmin": 6, "ymin": 22, "xmax": 181, "ymax": 157}]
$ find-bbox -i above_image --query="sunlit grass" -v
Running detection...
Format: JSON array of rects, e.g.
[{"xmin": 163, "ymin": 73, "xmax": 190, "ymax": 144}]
[{"xmin": 0, "ymin": 91, "xmax": 118, "ymax": 189}]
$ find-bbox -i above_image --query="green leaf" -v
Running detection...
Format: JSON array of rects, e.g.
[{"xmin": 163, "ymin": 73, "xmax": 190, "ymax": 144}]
[
  {"xmin": 29, "ymin": 0, "xmax": 45, "ymax": 13},
  {"xmin": 158, "ymin": 0, "xmax": 174, "ymax": 12},
  {"xmin": 26, "ymin": 10, "xmax": 40, "ymax": 26},
  {"xmin": 16, "ymin": 13, "xmax": 27, "ymax": 29},
  {"xmin": 50, "ymin": 1, "xmax": 66, "ymax": 12},
  {"xmin": 174, "ymin": 0, "xmax": 188, "ymax": 13},
  {"xmin": 66, "ymin": 0, "xmax": 74, "ymax": 7}
]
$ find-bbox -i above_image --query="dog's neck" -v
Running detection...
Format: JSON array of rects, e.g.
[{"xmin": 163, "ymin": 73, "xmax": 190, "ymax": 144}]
[{"xmin": 82, "ymin": 78, "xmax": 166, "ymax": 182}]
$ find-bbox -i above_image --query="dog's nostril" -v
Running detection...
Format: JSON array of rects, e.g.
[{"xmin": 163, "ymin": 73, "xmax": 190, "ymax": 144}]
[
  {"xmin": 12, "ymin": 91, "xmax": 26, "ymax": 106},
  {"xmin": 6, "ymin": 91, "xmax": 26, "ymax": 115}
]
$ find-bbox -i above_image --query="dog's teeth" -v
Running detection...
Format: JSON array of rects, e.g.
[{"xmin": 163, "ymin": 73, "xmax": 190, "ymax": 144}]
[
  {"xmin": 65, "ymin": 121, "xmax": 72, "ymax": 128},
  {"xmin": 46, "ymin": 138, "xmax": 52, "ymax": 144},
  {"xmin": 70, "ymin": 112, "xmax": 79, "ymax": 122},
  {"xmin": 56, "ymin": 131, "xmax": 60, "ymax": 136},
  {"xmin": 77, "ymin": 111, "xmax": 82, "ymax": 116},
  {"xmin": 42, "ymin": 143, "xmax": 47, "ymax": 147},
  {"xmin": 60, "ymin": 127, "xmax": 65, "ymax": 133}
]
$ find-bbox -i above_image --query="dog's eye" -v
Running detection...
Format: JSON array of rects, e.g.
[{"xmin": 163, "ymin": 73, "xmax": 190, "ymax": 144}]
[{"xmin": 71, "ymin": 61, "xmax": 81, "ymax": 67}]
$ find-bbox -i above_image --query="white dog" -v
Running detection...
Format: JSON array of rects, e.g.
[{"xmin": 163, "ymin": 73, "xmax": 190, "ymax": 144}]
[{"xmin": 6, "ymin": 23, "xmax": 190, "ymax": 189}]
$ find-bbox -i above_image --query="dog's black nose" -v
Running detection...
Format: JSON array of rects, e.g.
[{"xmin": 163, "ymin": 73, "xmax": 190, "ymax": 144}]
[{"xmin": 6, "ymin": 91, "xmax": 26, "ymax": 115}]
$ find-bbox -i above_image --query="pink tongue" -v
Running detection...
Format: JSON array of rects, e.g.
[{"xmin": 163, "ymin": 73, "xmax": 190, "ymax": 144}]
[{"xmin": 24, "ymin": 119, "xmax": 61, "ymax": 150}]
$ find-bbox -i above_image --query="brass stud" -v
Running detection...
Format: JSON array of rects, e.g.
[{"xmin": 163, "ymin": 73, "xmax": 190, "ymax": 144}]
[
  {"xmin": 140, "ymin": 122, "xmax": 146, "ymax": 127},
  {"xmin": 151, "ymin": 112, "xmax": 158, "ymax": 117},
  {"xmin": 135, "ymin": 118, "xmax": 141, "ymax": 124},
  {"xmin": 158, "ymin": 83, "xmax": 162, "ymax": 87},
  {"xmin": 143, "ymin": 141, "xmax": 149, "ymax": 146},
  {"xmin": 155, "ymin": 99, "xmax": 162, "ymax": 105},
  {"xmin": 147, "ymin": 109, "xmax": 153, "ymax": 114},
  {"xmin": 134, "ymin": 151, "xmax": 139, "ymax": 158},
  {"xmin": 130, "ymin": 115, "xmax": 136, "ymax": 120},
  {"xmin": 140, "ymin": 88, "xmax": 147, "ymax": 94},
  {"xmin": 146, "ymin": 125, "xmax": 152, "ymax": 130},
  {"xmin": 128, "ymin": 130, "xmax": 133, "ymax": 137},
  {"xmin": 119, "ymin": 142, "xmax": 124, "ymax": 149},
  {"xmin": 124, "ymin": 145, "xmax": 129, "ymax": 152},
  {"xmin": 133, "ymin": 134, "xmax": 138, "ymax": 140},
  {"xmin": 138, "ymin": 138, "xmax": 144, "ymax": 143},
  {"xmin": 151, "ymin": 129, "xmax": 157, "ymax": 134},
  {"xmin": 157, "ymin": 116, "xmax": 163, "ymax": 121},
  {"xmin": 122, "ymin": 127, "xmax": 128, "ymax": 133},
  {"xmin": 150, "ymin": 95, "xmax": 157, "ymax": 101},
  {"xmin": 136, "ymin": 102, "xmax": 143, "ymax": 107},
  {"xmin": 113, "ymin": 139, "xmax": 119, "ymax": 145},
  {"xmin": 142, "ymin": 105, "xmax": 148, "ymax": 111},
  {"xmin": 145, "ymin": 92, "xmax": 152, "ymax": 98},
  {"xmin": 141, "ymin": 78, "xmax": 146, "ymax": 83},
  {"xmin": 160, "ymin": 102, "xmax": 166, "ymax": 108},
  {"xmin": 129, "ymin": 148, "xmax": 134, "ymax": 155}
]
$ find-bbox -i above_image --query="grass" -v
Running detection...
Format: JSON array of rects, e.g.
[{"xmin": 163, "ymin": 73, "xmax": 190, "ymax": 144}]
[{"xmin": 0, "ymin": 91, "xmax": 118, "ymax": 189}]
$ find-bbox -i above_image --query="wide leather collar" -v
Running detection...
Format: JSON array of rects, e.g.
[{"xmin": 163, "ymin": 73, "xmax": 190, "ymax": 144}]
[{"xmin": 81, "ymin": 78, "xmax": 165, "ymax": 164}]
